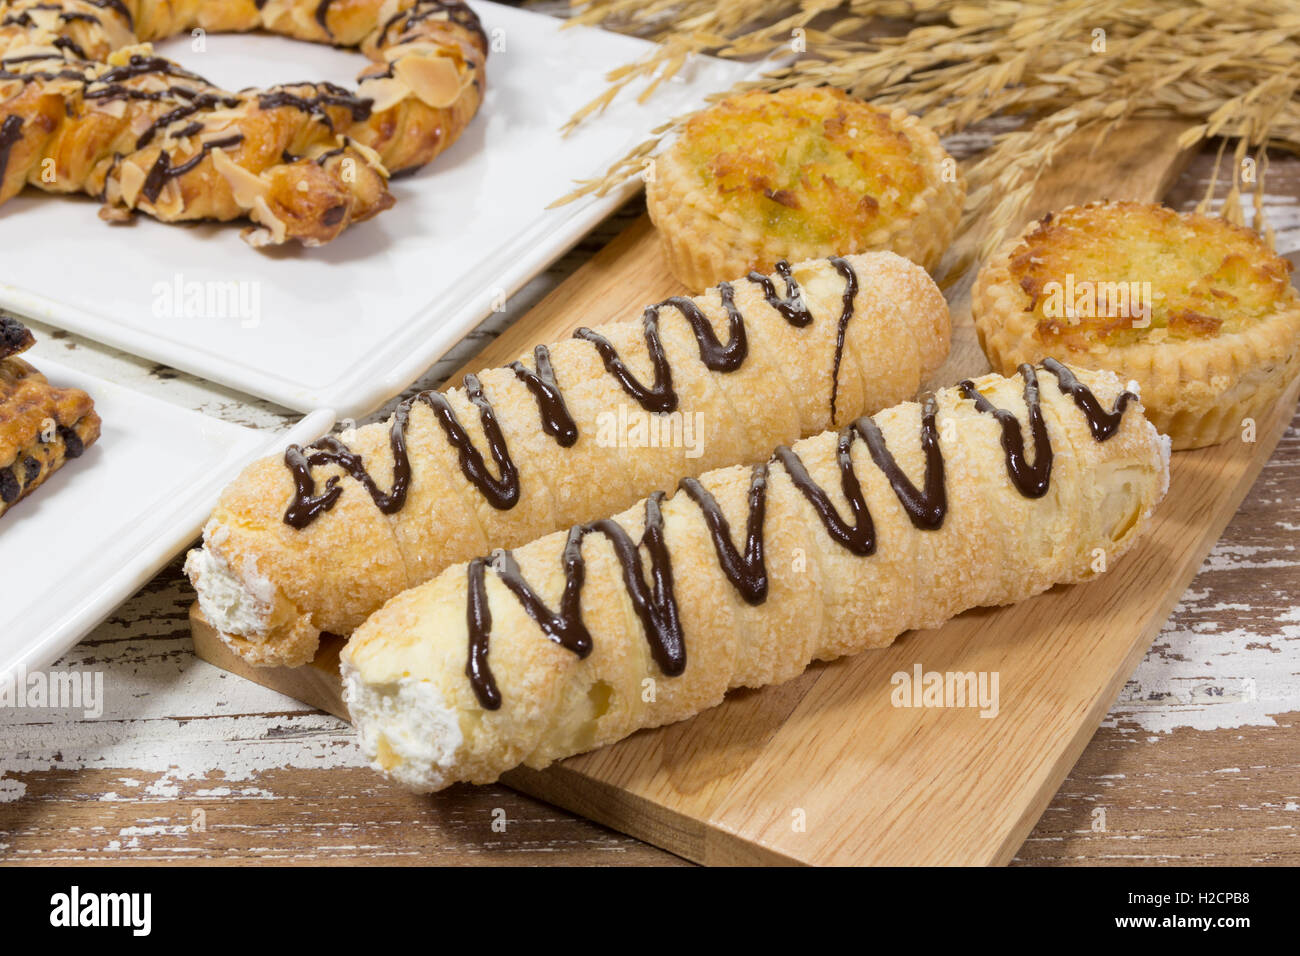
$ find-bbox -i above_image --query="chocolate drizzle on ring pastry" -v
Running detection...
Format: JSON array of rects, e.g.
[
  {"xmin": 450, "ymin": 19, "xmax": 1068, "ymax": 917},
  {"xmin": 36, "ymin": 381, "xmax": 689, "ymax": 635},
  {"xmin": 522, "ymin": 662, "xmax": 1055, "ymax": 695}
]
[
  {"xmin": 140, "ymin": 133, "xmax": 245, "ymax": 203},
  {"xmin": 462, "ymin": 362, "xmax": 1137, "ymax": 710},
  {"xmin": 283, "ymin": 258, "xmax": 862, "ymax": 528},
  {"xmin": 0, "ymin": 114, "xmax": 23, "ymax": 183},
  {"xmin": 315, "ymin": 0, "xmax": 338, "ymax": 34}
]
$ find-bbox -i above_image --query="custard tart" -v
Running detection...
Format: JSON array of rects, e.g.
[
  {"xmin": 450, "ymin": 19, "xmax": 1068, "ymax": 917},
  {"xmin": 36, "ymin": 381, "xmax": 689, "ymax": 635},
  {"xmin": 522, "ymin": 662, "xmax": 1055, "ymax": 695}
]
[
  {"xmin": 973, "ymin": 201, "xmax": 1300, "ymax": 449},
  {"xmin": 646, "ymin": 87, "xmax": 964, "ymax": 290}
]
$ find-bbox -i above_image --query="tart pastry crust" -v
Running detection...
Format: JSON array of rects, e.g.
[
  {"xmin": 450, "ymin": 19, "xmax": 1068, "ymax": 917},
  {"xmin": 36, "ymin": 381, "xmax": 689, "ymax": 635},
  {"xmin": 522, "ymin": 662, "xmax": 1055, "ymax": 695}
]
[
  {"xmin": 0, "ymin": 0, "xmax": 486, "ymax": 246},
  {"xmin": 973, "ymin": 201, "xmax": 1300, "ymax": 449},
  {"xmin": 341, "ymin": 363, "xmax": 1169, "ymax": 791},
  {"xmin": 646, "ymin": 87, "xmax": 964, "ymax": 290},
  {"xmin": 187, "ymin": 251, "xmax": 950, "ymax": 668},
  {"xmin": 0, "ymin": 319, "xmax": 100, "ymax": 518}
]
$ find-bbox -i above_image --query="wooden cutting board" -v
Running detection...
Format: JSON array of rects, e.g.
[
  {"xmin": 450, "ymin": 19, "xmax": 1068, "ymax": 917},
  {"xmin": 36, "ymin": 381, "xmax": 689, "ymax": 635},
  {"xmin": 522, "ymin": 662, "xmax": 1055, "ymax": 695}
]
[{"xmin": 192, "ymin": 118, "xmax": 1298, "ymax": 865}]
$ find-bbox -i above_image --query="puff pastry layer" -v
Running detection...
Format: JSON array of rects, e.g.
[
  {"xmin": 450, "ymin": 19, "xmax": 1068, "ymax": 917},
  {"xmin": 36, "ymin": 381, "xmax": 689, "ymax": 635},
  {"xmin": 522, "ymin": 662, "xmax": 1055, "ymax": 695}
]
[{"xmin": 341, "ymin": 363, "xmax": 1170, "ymax": 791}]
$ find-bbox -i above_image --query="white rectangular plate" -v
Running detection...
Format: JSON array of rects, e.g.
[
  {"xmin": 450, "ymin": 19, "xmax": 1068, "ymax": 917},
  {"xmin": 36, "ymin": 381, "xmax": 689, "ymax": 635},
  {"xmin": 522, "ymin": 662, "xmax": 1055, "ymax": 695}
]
[
  {"xmin": 0, "ymin": 3, "xmax": 754, "ymax": 418},
  {"xmin": 0, "ymin": 348, "xmax": 332, "ymax": 679}
]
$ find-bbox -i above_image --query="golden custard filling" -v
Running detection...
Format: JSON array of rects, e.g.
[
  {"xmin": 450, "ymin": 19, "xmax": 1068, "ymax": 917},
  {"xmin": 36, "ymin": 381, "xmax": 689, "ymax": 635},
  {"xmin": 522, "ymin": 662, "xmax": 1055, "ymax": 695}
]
[
  {"xmin": 1010, "ymin": 202, "xmax": 1293, "ymax": 350},
  {"xmin": 675, "ymin": 87, "xmax": 930, "ymax": 247}
]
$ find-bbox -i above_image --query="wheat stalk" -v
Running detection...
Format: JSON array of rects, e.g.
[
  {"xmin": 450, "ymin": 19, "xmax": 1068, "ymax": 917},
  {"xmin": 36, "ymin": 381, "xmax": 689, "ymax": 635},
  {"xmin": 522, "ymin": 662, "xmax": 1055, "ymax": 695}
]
[{"xmin": 555, "ymin": 0, "xmax": 1300, "ymax": 276}]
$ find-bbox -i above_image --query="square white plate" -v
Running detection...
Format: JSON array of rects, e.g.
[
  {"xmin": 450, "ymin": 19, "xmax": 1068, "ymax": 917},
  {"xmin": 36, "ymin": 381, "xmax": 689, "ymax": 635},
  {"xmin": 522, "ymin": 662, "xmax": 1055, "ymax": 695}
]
[
  {"xmin": 0, "ymin": 2, "xmax": 754, "ymax": 418},
  {"xmin": 0, "ymin": 348, "xmax": 332, "ymax": 679}
]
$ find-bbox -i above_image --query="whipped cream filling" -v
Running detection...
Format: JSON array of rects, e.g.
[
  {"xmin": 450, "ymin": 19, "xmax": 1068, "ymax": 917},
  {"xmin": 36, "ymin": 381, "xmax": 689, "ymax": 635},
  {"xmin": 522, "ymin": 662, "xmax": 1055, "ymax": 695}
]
[
  {"xmin": 184, "ymin": 531, "xmax": 275, "ymax": 641},
  {"xmin": 342, "ymin": 666, "xmax": 463, "ymax": 792}
]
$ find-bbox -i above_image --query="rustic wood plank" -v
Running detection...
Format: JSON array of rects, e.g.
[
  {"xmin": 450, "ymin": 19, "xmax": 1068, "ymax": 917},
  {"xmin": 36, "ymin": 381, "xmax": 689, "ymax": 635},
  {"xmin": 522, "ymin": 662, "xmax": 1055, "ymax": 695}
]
[{"xmin": 0, "ymin": 766, "xmax": 685, "ymax": 865}]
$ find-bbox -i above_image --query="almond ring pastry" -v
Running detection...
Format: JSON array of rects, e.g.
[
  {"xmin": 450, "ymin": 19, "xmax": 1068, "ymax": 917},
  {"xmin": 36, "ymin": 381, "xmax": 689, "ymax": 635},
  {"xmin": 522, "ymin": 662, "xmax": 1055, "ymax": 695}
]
[
  {"xmin": 0, "ymin": 0, "xmax": 487, "ymax": 246},
  {"xmin": 973, "ymin": 201, "xmax": 1300, "ymax": 449},
  {"xmin": 646, "ymin": 86, "xmax": 965, "ymax": 290}
]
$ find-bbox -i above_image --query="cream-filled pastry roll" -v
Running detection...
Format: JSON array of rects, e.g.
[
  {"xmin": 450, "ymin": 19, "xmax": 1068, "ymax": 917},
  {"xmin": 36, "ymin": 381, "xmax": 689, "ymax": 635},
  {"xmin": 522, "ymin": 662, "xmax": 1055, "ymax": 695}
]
[
  {"xmin": 188, "ymin": 251, "xmax": 950, "ymax": 666},
  {"xmin": 342, "ymin": 361, "xmax": 1170, "ymax": 791}
]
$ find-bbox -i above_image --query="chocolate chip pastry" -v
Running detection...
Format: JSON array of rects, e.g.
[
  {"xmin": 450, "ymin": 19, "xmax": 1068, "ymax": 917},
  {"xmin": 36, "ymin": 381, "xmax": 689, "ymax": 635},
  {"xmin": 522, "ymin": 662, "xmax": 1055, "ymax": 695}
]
[{"xmin": 0, "ymin": 315, "xmax": 101, "ymax": 519}]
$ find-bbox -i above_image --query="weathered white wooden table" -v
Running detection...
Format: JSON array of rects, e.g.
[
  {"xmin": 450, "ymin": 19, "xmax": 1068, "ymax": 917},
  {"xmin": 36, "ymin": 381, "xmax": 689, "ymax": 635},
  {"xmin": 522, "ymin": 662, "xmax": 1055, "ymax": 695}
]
[{"xmin": 0, "ymin": 145, "xmax": 1296, "ymax": 866}]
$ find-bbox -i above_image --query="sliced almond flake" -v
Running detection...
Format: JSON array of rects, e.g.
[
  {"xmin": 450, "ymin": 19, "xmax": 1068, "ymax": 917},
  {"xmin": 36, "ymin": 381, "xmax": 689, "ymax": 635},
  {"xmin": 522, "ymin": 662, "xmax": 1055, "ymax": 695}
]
[
  {"xmin": 154, "ymin": 178, "xmax": 185, "ymax": 218},
  {"xmin": 250, "ymin": 194, "xmax": 288, "ymax": 245},
  {"xmin": 95, "ymin": 98, "xmax": 128, "ymax": 119},
  {"xmin": 394, "ymin": 53, "xmax": 463, "ymax": 108},
  {"xmin": 200, "ymin": 108, "xmax": 249, "ymax": 126},
  {"xmin": 7, "ymin": 42, "xmax": 61, "ymax": 57},
  {"xmin": 117, "ymin": 160, "xmax": 146, "ymax": 207},
  {"xmin": 96, "ymin": 16, "xmax": 136, "ymax": 49},
  {"xmin": 98, "ymin": 201, "xmax": 132, "ymax": 222},
  {"xmin": 100, "ymin": 172, "xmax": 120, "ymax": 203},
  {"xmin": 342, "ymin": 136, "xmax": 389, "ymax": 176},
  {"xmin": 48, "ymin": 78, "xmax": 85, "ymax": 98},
  {"xmin": 29, "ymin": 9, "xmax": 61, "ymax": 30},
  {"xmin": 211, "ymin": 146, "xmax": 268, "ymax": 208},
  {"xmin": 288, "ymin": 2, "xmax": 321, "ymax": 38},
  {"xmin": 357, "ymin": 75, "xmax": 408, "ymax": 114},
  {"xmin": 241, "ymin": 224, "xmax": 273, "ymax": 247},
  {"xmin": 382, "ymin": 41, "xmax": 444, "ymax": 63}
]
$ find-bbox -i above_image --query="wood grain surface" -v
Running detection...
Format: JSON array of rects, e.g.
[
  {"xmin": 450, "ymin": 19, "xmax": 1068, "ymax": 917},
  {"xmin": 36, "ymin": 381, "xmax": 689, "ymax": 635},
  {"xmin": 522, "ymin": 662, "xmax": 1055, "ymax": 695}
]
[{"xmin": 0, "ymin": 138, "xmax": 1296, "ymax": 864}]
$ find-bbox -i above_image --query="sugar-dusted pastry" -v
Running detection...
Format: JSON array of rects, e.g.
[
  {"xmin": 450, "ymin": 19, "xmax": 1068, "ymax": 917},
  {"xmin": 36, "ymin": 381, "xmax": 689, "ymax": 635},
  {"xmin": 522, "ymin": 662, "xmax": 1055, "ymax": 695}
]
[
  {"xmin": 973, "ymin": 201, "xmax": 1300, "ymax": 449},
  {"xmin": 342, "ymin": 361, "xmax": 1169, "ymax": 791},
  {"xmin": 646, "ymin": 87, "xmax": 964, "ymax": 290},
  {"xmin": 0, "ymin": 317, "xmax": 101, "ymax": 518},
  {"xmin": 0, "ymin": 0, "xmax": 486, "ymax": 246},
  {"xmin": 187, "ymin": 252, "xmax": 950, "ymax": 667}
]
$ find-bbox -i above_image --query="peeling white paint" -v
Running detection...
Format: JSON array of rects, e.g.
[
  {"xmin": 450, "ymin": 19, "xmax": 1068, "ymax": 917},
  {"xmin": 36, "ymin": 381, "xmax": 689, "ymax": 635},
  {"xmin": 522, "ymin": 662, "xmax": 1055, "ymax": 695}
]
[
  {"xmin": 1106, "ymin": 595, "xmax": 1300, "ymax": 734},
  {"xmin": 0, "ymin": 640, "xmax": 368, "ymax": 801}
]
